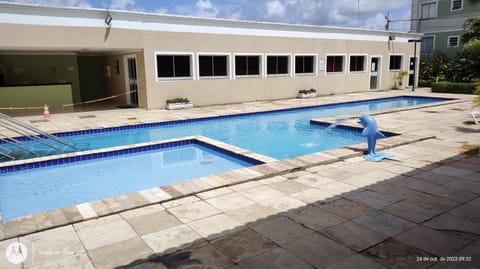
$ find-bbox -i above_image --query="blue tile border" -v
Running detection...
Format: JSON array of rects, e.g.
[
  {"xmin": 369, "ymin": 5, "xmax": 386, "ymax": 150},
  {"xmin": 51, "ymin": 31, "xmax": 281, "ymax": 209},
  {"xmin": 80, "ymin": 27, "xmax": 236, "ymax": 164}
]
[{"xmin": 0, "ymin": 139, "xmax": 264, "ymax": 174}]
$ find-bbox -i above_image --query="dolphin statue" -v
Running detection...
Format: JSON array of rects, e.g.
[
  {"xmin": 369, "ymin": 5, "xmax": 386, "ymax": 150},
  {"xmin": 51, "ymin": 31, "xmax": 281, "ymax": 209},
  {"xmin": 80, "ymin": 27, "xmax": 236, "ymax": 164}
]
[{"xmin": 358, "ymin": 115, "xmax": 394, "ymax": 161}]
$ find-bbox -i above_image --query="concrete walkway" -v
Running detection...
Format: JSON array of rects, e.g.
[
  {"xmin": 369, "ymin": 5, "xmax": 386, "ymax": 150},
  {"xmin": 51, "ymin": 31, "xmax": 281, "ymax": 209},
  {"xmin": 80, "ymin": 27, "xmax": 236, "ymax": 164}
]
[{"xmin": 0, "ymin": 90, "xmax": 479, "ymax": 269}]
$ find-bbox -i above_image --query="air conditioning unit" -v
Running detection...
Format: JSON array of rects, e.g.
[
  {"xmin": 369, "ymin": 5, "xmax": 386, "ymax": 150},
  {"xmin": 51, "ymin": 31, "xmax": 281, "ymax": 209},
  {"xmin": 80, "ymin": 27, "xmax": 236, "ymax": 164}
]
[{"xmin": 389, "ymin": 34, "xmax": 396, "ymax": 41}]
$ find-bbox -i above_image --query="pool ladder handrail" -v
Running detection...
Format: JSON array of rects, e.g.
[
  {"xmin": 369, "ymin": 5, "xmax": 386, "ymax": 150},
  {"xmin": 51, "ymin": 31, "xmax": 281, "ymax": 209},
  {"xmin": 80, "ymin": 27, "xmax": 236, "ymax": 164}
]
[{"xmin": 0, "ymin": 113, "xmax": 79, "ymax": 158}]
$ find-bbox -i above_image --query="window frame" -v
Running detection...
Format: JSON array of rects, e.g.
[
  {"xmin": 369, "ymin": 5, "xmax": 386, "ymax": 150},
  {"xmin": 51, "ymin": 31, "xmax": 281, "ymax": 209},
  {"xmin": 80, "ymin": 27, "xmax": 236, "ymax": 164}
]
[
  {"xmin": 293, "ymin": 53, "xmax": 317, "ymax": 77},
  {"xmin": 348, "ymin": 54, "xmax": 368, "ymax": 74},
  {"xmin": 265, "ymin": 53, "xmax": 292, "ymax": 77},
  {"xmin": 388, "ymin": 54, "xmax": 404, "ymax": 72},
  {"xmin": 196, "ymin": 53, "xmax": 231, "ymax": 80},
  {"xmin": 155, "ymin": 52, "xmax": 194, "ymax": 81},
  {"xmin": 233, "ymin": 53, "xmax": 263, "ymax": 79},
  {"xmin": 420, "ymin": 1, "xmax": 437, "ymax": 19},
  {"xmin": 447, "ymin": 35, "xmax": 460, "ymax": 48},
  {"xmin": 451, "ymin": 0, "xmax": 463, "ymax": 11},
  {"xmin": 325, "ymin": 54, "xmax": 346, "ymax": 75},
  {"xmin": 420, "ymin": 35, "xmax": 435, "ymax": 53}
]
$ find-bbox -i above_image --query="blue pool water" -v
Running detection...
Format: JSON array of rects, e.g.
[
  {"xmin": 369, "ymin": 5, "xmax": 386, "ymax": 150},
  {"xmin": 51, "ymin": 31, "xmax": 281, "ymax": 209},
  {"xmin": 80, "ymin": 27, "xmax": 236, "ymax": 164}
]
[
  {"xmin": 1, "ymin": 96, "xmax": 449, "ymax": 160},
  {"xmin": 0, "ymin": 142, "xmax": 257, "ymax": 220}
]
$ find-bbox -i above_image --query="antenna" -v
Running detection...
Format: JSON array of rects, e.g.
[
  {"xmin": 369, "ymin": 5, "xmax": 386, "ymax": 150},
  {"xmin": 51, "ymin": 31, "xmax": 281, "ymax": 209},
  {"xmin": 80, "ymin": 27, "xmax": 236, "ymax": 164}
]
[
  {"xmin": 357, "ymin": 0, "xmax": 360, "ymax": 28},
  {"xmin": 385, "ymin": 11, "xmax": 390, "ymax": 31}
]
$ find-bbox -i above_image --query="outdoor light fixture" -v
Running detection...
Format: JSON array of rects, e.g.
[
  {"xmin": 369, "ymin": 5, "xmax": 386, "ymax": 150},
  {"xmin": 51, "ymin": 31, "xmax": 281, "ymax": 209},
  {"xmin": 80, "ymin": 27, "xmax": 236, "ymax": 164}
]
[
  {"xmin": 408, "ymin": 39, "xmax": 421, "ymax": 92},
  {"xmin": 105, "ymin": 10, "xmax": 112, "ymax": 27}
]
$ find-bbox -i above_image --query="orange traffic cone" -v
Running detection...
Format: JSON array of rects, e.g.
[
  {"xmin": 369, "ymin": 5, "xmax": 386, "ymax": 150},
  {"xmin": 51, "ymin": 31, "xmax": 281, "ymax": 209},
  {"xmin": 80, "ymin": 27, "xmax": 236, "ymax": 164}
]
[{"xmin": 43, "ymin": 104, "xmax": 50, "ymax": 120}]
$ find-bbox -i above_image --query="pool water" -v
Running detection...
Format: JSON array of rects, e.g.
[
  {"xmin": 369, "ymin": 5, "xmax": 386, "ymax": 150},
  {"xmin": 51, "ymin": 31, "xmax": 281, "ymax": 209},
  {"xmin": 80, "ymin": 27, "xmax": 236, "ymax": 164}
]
[{"xmin": 0, "ymin": 142, "xmax": 257, "ymax": 220}]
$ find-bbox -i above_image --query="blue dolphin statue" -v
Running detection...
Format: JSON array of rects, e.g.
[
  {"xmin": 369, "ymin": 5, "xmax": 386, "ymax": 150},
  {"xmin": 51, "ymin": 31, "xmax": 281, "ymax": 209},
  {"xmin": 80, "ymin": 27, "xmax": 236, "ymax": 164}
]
[{"xmin": 358, "ymin": 115, "xmax": 394, "ymax": 161}]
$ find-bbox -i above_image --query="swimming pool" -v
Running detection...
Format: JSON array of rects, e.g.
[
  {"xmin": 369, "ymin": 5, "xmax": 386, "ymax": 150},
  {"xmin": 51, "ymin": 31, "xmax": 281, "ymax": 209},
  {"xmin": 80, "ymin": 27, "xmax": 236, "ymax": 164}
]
[
  {"xmin": 0, "ymin": 140, "xmax": 261, "ymax": 220},
  {"xmin": 0, "ymin": 96, "xmax": 450, "ymax": 160}
]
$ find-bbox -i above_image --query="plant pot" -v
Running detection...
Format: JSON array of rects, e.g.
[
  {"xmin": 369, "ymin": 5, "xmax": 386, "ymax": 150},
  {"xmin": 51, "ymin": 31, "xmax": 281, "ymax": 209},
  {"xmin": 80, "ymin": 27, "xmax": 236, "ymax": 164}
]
[
  {"xmin": 297, "ymin": 92, "xmax": 317, "ymax": 98},
  {"xmin": 166, "ymin": 102, "xmax": 193, "ymax": 110}
]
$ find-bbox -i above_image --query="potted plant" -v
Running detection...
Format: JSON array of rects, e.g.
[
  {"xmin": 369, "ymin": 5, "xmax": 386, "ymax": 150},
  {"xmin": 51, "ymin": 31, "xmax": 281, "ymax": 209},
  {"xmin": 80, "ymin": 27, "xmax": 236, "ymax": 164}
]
[
  {"xmin": 297, "ymin": 88, "xmax": 317, "ymax": 98},
  {"xmin": 396, "ymin": 71, "xmax": 408, "ymax": 89},
  {"xmin": 166, "ymin": 97, "xmax": 193, "ymax": 110}
]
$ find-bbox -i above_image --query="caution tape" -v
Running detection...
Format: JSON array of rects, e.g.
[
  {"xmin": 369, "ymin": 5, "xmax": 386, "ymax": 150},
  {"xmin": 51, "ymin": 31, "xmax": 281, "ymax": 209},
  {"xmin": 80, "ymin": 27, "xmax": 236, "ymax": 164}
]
[{"xmin": 0, "ymin": 90, "xmax": 138, "ymax": 110}]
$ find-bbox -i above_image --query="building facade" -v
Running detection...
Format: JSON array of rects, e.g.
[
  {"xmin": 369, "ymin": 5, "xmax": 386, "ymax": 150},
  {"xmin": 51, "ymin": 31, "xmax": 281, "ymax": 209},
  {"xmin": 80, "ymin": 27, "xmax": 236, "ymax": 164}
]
[
  {"xmin": 0, "ymin": 3, "xmax": 421, "ymax": 110},
  {"xmin": 411, "ymin": 0, "xmax": 480, "ymax": 60}
]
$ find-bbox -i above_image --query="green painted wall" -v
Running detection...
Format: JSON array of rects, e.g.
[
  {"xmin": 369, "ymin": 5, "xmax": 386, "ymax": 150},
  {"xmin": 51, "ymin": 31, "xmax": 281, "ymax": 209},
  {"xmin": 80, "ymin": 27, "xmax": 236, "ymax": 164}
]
[
  {"xmin": 435, "ymin": 30, "xmax": 466, "ymax": 57},
  {"xmin": 0, "ymin": 84, "xmax": 73, "ymax": 107},
  {"xmin": 438, "ymin": 0, "xmax": 480, "ymax": 17},
  {"xmin": 78, "ymin": 56, "xmax": 105, "ymax": 102},
  {"xmin": 0, "ymin": 54, "xmax": 81, "ymax": 103}
]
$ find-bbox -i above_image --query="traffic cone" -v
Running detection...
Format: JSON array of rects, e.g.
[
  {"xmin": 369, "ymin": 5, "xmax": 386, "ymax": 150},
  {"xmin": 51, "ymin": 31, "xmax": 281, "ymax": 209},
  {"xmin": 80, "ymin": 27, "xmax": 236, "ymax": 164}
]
[{"xmin": 43, "ymin": 104, "xmax": 50, "ymax": 120}]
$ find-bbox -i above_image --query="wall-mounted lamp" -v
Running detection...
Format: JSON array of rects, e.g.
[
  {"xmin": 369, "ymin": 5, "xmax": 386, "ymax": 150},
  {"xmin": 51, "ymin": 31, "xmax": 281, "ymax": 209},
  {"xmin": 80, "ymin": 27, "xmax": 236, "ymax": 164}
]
[{"xmin": 105, "ymin": 10, "xmax": 112, "ymax": 27}]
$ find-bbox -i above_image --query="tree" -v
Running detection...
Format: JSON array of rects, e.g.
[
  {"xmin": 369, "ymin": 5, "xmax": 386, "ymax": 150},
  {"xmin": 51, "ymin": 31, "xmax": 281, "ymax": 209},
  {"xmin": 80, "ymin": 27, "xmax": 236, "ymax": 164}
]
[
  {"xmin": 462, "ymin": 38, "xmax": 480, "ymax": 79},
  {"xmin": 462, "ymin": 18, "xmax": 480, "ymax": 43}
]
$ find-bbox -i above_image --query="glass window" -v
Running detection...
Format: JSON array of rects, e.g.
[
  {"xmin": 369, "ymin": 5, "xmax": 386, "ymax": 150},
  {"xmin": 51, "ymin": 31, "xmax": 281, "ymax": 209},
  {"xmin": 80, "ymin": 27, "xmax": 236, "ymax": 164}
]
[
  {"xmin": 267, "ymin": 56, "xmax": 289, "ymax": 75},
  {"xmin": 451, "ymin": 0, "xmax": 462, "ymax": 10},
  {"xmin": 448, "ymin": 36, "xmax": 459, "ymax": 47},
  {"xmin": 295, "ymin": 55, "xmax": 315, "ymax": 74},
  {"xmin": 389, "ymin": 55, "xmax": 403, "ymax": 71},
  {"xmin": 199, "ymin": 55, "xmax": 228, "ymax": 77},
  {"xmin": 326, "ymin": 55, "xmax": 344, "ymax": 73},
  {"xmin": 156, "ymin": 55, "xmax": 191, "ymax": 79},
  {"xmin": 235, "ymin": 55, "xmax": 260, "ymax": 76},
  {"xmin": 421, "ymin": 36, "xmax": 434, "ymax": 53},
  {"xmin": 421, "ymin": 2, "xmax": 436, "ymax": 19},
  {"xmin": 349, "ymin": 55, "xmax": 366, "ymax": 72}
]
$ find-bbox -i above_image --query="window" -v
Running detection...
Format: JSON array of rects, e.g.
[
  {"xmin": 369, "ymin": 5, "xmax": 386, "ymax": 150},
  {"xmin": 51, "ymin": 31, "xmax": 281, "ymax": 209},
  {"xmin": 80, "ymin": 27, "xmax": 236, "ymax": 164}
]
[
  {"xmin": 448, "ymin": 36, "xmax": 459, "ymax": 47},
  {"xmin": 451, "ymin": 0, "xmax": 462, "ymax": 11},
  {"xmin": 326, "ymin": 55, "xmax": 344, "ymax": 73},
  {"xmin": 156, "ymin": 54, "xmax": 192, "ymax": 79},
  {"xmin": 421, "ymin": 2, "xmax": 436, "ymax": 19},
  {"xmin": 349, "ymin": 55, "xmax": 366, "ymax": 72},
  {"xmin": 235, "ymin": 55, "xmax": 260, "ymax": 76},
  {"xmin": 389, "ymin": 55, "xmax": 403, "ymax": 71},
  {"xmin": 199, "ymin": 55, "xmax": 228, "ymax": 78},
  {"xmin": 267, "ymin": 55, "xmax": 290, "ymax": 75},
  {"xmin": 295, "ymin": 55, "xmax": 315, "ymax": 74},
  {"xmin": 421, "ymin": 36, "xmax": 434, "ymax": 53}
]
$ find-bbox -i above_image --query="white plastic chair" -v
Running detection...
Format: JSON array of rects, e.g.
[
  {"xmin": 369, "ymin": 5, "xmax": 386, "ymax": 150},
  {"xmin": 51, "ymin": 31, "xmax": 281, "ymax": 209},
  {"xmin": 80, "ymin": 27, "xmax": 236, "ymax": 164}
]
[{"xmin": 470, "ymin": 111, "xmax": 480, "ymax": 124}]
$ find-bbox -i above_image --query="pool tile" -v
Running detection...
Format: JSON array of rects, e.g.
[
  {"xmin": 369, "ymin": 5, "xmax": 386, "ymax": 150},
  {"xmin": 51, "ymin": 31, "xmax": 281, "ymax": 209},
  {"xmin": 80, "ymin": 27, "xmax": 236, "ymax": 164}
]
[
  {"xmin": 14, "ymin": 216, "xmax": 37, "ymax": 236},
  {"xmin": 88, "ymin": 237, "xmax": 152, "ymax": 269},
  {"xmin": 160, "ymin": 186, "xmax": 185, "ymax": 199},
  {"xmin": 167, "ymin": 201, "xmax": 221, "ymax": 223},
  {"xmin": 74, "ymin": 215, "xmax": 137, "ymax": 250},
  {"xmin": 187, "ymin": 214, "xmax": 242, "ymax": 240},
  {"xmin": 206, "ymin": 192, "xmax": 256, "ymax": 212},
  {"xmin": 142, "ymin": 224, "xmax": 202, "ymax": 254},
  {"xmin": 32, "ymin": 212, "xmax": 53, "ymax": 231},
  {"xmin": 47, "ymin": 209, "xmax": 69, "ymax": 227},
  {"xmin": 76, "ymin": 203, "xmax": 97, "ymax": 220},
  {"xmin": 149, "ymin": 187, "xmax": 173, "ymax": 202},
  {"xmin": 89, "ymin": 200, "xmax": 112, "ymax": 217}
]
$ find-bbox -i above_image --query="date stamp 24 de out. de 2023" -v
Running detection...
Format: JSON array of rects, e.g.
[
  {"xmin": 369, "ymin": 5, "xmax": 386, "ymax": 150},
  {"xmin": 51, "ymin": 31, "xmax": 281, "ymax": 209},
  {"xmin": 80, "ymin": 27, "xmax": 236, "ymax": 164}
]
[{"xmin": 417, "ymin": 256, "xmax": 473, "ymax": 263}]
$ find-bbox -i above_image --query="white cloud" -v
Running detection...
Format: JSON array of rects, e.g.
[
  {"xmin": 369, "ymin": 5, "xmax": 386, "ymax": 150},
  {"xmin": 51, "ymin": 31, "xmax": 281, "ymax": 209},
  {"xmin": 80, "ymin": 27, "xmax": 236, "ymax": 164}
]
[
  {"xmin": 6, "ymin": 0, "xmax": 92, "ymax": 8},
  {"xmin": 154, "ymin": 7, "xmax": 168, "ymax": 14},
  {"xmin": 109, "ymin": 0, "xmax": 135, "ymax": 10},
  {"xmin": 265, "ymin": 0, "xmax": 286, "ymax": 19},
  {"xmin": 194, "ymin": 0, "xmax": 217, "ymax": 18}
]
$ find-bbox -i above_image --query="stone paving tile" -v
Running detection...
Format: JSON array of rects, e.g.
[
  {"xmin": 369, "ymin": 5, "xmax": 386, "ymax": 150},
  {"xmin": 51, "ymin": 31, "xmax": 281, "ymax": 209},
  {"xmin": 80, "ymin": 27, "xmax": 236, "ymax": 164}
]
[
  {"xmin": 251, "ymin": 216, "xmax": 315, "ymax": 245},
  {"xmin": 429, "ymin": 240, "xmax": 480, "ymax": 269},
  {"xmin": 318, "ymin": 181, "xmax": 358, "ymax": 196},
  {"xmin": 446, "ymin": 179, "xmax": 480, "ymax": 194},
  {"xmin": 211, "ymin": 228, "xmax": 275, "ymax": 263},
  {"xmin": 258, "ymin": 196, "xmax": 306, "ymax": 214},
  {"xmin": 353, "ymin": 211, "xmax": 415, "ymax": 237},
  {"xmin": 0, "ymin": 239, "xmax": 22, "ymax": 269},
  {"xmin": 236, "ymin": 247, "xmax": 313, "ymax": 269},
  {"xmin": 196, "ymin": 187, "xmax": 233, "ymax": 200},
  {"xmin": 432, "ymin": 165, "xmax": 476, "ymax": 178},
  {"xmin": 225, "ymin": 204, "xmax": 277, "ymax": 226},
  {"xmin": 267, "ymin": 180, "xmax": 311, "ymax": 194},
  {"xmin": 27, "ymin": 254, "xmax": 94, "ymax": 269},
  {"xmin": 322, "ymin": 220, "xmax": 389, "ymax": 252},
  {"xmin": 293, "ymin": 173, "xmax": 336, "ymax": 187},
  {"xmin": 122, "ymin": 208, "xmax": 181, "ymax": 236},
  {"xmin": 423, "ymin": 213, "xmax": 480, "ymax": 235},
  {"xmin": 229, "ymin": 181, "xmax": 262, "ymax": 192},
  {"xmin": 325, "ymin": 254, "xmax": 387, "ymax": 269},
  {"xmin": 448, "ymin": 203, "xmax": 480, "ymax": 224},
  {"xmin": 161, "ymin": 196, "xmax": 200, "ymax": 209},
  {"xmin": 20, "ymin": 225, "xmax": 85, "ymax": 268},
  {"xmin": 285, "ymin": 205, "xmax": 346, "ymax": 232},
  {"xmin": 167, "ymin": 201, "xmax": 221, "ymax": 223},
  {"xmin": 363, "ymin": 238, "xmax": 436, "ymax": 269},
  {"xmin": 395, "ymin": 225, "xmax": 472, "ymax": 257},
  {"xmin": 187, "ymin": 214, "xmax": 242, "ymax": 240},
  {"xmin": 344, "ymin": 190, "xmax": 402, "ymax": 209},
  {"xmin": 256, "ymin": 175, "xmax": 288, "ymax": 185},
  {"xmin": 205, "ymin": 192, "xmax": 255, "ymax": 212},
  {"xmin": 412, "ymin": 171, "xmax": 458, "ymax": 185},
  {"xmin": 319, "ymin": 198, "xmax": 375, "ymax": 220},
  {"xmin": 237, "ymin": 185, "xmax": 285, "ymax": 202},
  {"xmin": 290, "ymin": 188, "xmax": 335, "ymax": 204},
  {"xmin": 74, "ymin": 214, "xmax": 137, "ymax": 251},
  {"xmin": 382, "ymin": 200, "xmax": 443, "ymax": 224},
  {"xmin": 282, "ymin": 233, "xmax": 355, "ymax": 268},
  {"xmin": 88, "ymin": 237, "xmax": 152, "ymax": 269},
  {"xmin": 142, "ymin": 224, "xmax": 202, "ymax": 255}
]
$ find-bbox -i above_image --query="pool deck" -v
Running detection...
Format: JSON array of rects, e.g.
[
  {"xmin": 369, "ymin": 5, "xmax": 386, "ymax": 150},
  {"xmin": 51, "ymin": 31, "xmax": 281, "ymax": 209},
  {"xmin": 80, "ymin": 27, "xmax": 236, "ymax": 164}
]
[{"xmin": 1, "ymin": 89, "xmax": 479, "ymax": 269}]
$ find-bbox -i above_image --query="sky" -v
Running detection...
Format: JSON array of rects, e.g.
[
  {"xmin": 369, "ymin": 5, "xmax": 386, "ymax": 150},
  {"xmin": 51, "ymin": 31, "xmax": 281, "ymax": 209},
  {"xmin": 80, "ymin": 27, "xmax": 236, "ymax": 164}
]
[{"xmin": 4, "ymin": 0, "xmax": 413, "ymax": 32}]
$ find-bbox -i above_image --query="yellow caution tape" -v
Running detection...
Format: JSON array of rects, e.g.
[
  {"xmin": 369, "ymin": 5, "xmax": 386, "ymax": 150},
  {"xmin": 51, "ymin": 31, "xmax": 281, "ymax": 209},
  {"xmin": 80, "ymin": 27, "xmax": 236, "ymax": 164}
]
[{"xmin": 0, "ymin": 90, "xmax": 138, "ymax": 110}]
